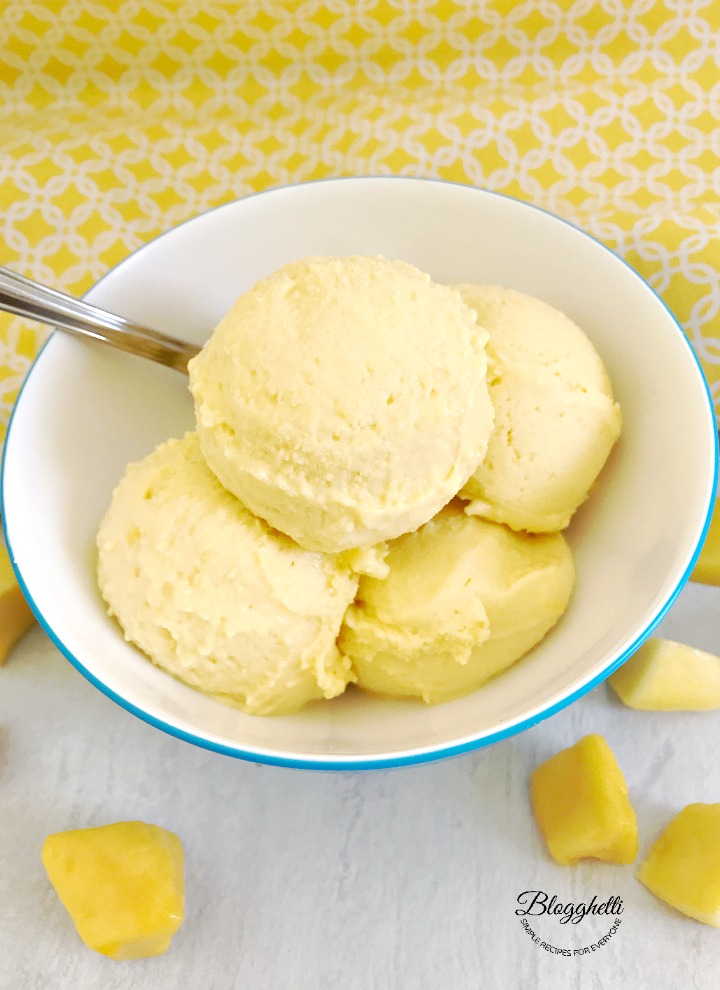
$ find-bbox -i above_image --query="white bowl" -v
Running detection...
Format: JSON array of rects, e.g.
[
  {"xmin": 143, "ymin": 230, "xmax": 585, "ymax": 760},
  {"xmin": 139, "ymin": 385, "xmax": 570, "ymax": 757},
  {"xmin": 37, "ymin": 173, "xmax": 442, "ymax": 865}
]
[{"xmin": 3, "ymin": 177, "xmax": 717, "ymax": 769}]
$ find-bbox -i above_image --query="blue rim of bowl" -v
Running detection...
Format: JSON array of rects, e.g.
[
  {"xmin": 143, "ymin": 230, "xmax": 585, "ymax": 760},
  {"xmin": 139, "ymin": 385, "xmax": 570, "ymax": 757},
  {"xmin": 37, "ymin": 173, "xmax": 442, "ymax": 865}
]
[{"xmin": 2, "ymin": 176, "xmax": 718, "ymax": 771}]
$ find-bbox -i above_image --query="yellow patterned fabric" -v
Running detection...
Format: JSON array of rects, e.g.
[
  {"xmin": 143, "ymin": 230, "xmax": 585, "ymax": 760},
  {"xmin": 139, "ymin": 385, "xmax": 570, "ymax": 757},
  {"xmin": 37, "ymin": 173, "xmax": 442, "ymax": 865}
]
[{"xmin": 1, "ymin": 0, "xmax": 719, "ymax": 439}]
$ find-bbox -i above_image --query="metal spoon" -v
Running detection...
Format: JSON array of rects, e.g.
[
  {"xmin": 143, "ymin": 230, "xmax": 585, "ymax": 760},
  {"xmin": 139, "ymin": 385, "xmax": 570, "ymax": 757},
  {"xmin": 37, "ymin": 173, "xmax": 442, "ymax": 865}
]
[{"xmin": 0, "ymin": 265, "xmax": 201, "ymax": 374}]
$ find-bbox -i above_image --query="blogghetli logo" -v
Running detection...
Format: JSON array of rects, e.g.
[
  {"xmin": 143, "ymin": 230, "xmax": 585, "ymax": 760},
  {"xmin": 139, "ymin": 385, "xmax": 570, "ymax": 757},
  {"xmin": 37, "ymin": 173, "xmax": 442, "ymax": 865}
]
[{"xmin": 515, "ymin": 890, "xmax": 624, "ymax": 957}]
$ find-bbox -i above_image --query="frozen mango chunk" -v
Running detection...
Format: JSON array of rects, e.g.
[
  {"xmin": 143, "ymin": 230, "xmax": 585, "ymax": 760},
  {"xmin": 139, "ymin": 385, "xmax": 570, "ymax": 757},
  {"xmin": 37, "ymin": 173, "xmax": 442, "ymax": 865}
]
[
  {"xmin": 638, "ymin": 804, "xmax": 720, "ymax": 927},
  {"xmin": 691, "ymin": 502, "xmax": 720, "ymax": 586},
  {"xmin": 531, "ymin": 734, "xmax": 638, "ymax": 866},
  {"xmin": 42, "ymin": 821, "xmax": 184, "ymax": 960},
  {"xmin": 0, "ymin": 539, "xmax": 35, "ymax": 664},
  {"xmin": 609, "ymin": 637, "xmax": 720, "ymax": 710}
]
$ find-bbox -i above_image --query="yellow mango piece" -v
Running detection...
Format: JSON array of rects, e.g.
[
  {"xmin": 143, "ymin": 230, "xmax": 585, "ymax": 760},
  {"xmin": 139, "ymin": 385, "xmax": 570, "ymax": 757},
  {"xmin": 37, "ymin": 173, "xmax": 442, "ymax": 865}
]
[
  {"xmin": 531, "ymin": 734, "xmax": 638, "ymax": 866},
  {"xmin": 638, "ymin": 804, "xmax": 720, "ymax": 927},
  {"xmin": 42, "ymin": 821, "xmax": 184, "ymax": 960},
  {"xmin": 0, "ymin": 539, "xmax": 35, "ymax": 664},
  {"xmin": 608, "ymin": 637, "xmax": 720, "ymax": 710},
  {"xmin": 692, "ymin": 502, "xmax": 720, "ymax": 585}
]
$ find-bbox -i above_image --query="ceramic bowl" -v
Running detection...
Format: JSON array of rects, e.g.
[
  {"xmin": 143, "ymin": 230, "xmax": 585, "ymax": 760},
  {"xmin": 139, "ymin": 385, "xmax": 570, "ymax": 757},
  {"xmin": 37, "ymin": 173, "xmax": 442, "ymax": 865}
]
[{"xmin": 3, "ymin": 177, "xmax": 717, "ymax": 769}]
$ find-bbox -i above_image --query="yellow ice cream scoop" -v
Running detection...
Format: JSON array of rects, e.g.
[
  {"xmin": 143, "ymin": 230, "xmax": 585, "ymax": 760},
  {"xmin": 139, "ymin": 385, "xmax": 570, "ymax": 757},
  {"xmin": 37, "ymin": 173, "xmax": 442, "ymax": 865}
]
[
  {"xmin": 189, "ymin": 256, "xmax": 494, "ymax": 553},
  {"xmin": 340, "ymin": 502, "xmax": 574, "ymax": 704},
  {"xmin": 97, "ymin": 433, "xmax": 358, "ymax": 715},
  {"xmin": 456, "ymin": 285, "xmax": 621, "ymax": 533}
]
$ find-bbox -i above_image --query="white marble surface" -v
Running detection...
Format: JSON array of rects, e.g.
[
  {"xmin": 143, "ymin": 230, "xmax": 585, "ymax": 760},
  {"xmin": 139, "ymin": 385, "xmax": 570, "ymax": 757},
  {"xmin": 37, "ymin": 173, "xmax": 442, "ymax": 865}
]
[{"xmin": 1, "ymin": 580, "xmax": 719, "ymax": 990}]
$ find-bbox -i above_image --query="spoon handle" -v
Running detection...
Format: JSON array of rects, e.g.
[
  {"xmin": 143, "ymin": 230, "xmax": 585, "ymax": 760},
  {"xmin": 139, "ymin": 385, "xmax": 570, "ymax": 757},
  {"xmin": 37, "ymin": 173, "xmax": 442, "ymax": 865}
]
[{"xmin": 0, "ymin": 265, "xmax": 201, "ymax": 374}]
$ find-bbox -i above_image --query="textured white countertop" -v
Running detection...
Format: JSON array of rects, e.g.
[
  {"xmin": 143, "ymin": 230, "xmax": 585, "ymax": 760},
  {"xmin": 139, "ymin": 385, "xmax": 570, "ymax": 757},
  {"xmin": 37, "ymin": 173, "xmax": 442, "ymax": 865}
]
[{"xmin": 1, "ymin": 579, "xmax": 719, "ymax": 990}]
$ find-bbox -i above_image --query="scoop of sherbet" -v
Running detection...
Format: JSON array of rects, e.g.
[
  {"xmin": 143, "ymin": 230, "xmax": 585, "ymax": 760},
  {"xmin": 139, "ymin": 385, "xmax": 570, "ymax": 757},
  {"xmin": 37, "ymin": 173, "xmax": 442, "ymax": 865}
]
[
  {"xmin": 339, "ymin": 502, "xmax": 574, "ymax": 704},
  {"xmin": 189, "ymin": 256, "xmax": 494, "ymax": 553},
  {"xmin": 456, "ymin": 285, "xmax": 621, "ymax": 533},
  {"xmin": 97, "ymin": 433, "xmax": 358, "ymax": 716}
]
